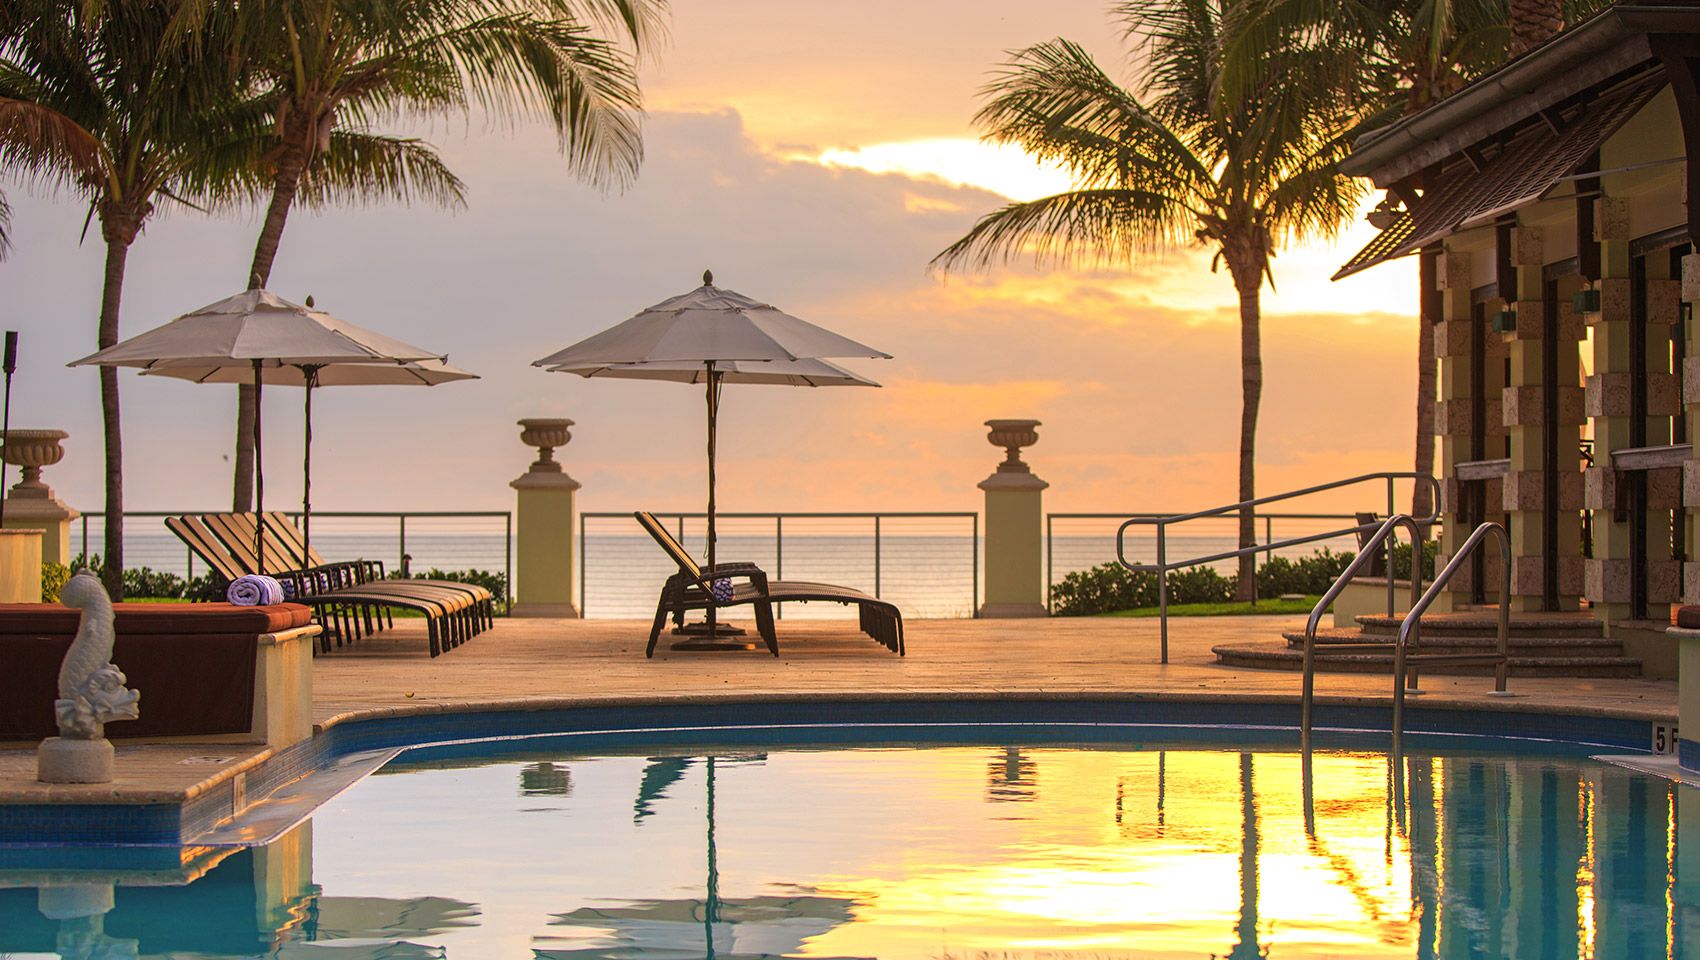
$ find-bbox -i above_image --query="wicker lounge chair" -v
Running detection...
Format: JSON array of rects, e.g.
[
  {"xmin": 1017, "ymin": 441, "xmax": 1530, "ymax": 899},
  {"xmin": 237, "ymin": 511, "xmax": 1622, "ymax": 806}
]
[{"xmin": 635, "ymin": 511, "xmax": 904, "ymax": 657}]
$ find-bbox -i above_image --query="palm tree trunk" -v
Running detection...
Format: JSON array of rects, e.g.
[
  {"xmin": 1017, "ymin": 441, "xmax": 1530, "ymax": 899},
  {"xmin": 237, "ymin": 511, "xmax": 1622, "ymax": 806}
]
[
  {"xmin": 1508, "ymin": 0, "xmax": 1563, "ymax": 57},
  {"xmin": 233, "ymin": 136, "xmax": 308, "ymax": 511},
  {"xmin": 1229, "ymin": 255, "xmax": 1264, "ymax": 603},
  {"xmin": 1413, "ymin": 304, "xmax": 1436, "ymax": 517},
  {"xmin": 96, "ymin": 203, "xmax": 143, "ymax": 601}
]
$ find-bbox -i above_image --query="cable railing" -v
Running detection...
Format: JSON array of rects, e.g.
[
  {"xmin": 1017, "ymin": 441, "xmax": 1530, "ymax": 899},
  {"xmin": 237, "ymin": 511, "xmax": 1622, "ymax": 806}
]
[
  {"xmin": 578, "ymin": 511, "xmax": 978, "ymax": 619},
  {"xmin": 1115, "ymin": 473, "xmax": 1441, "ymax": 662},
  {"xmin": 72, "ymin": 510, "xmax": 513, "ymax": 602}
]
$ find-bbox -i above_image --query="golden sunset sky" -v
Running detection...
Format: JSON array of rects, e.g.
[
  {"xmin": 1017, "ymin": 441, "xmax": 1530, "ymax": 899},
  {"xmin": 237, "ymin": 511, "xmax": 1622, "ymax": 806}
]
[{"xmin": 0, "ymin": 0, "xmax": 1417, "ymax": 517}]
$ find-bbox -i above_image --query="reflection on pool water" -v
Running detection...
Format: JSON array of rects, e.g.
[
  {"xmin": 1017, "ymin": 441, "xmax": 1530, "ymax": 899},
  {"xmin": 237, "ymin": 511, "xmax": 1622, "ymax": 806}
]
[{"xmin": 2, "ymin": 739, "xmax": 1696, "ymax": 958}]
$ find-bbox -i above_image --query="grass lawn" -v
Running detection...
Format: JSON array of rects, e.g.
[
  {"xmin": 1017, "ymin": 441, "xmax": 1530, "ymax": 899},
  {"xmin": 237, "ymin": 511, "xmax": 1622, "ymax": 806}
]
[{"xmin": 1094, "ymin": 596, "xmax": 1326, "ymax": 617}]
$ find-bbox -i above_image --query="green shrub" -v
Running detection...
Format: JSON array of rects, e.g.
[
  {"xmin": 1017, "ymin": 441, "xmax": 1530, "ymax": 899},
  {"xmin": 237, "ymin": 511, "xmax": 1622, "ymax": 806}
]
[
  {"xmin": 41, "ymin": 562, "xmax": 70, "ymax": 602},
  {"xmin": 1389, "ymin": 539, "xmax": 1439, "ymax": 582},
  {"xmin": 1256, "ymin": 547, "xmax": 1356, "ymax": 596},
  {"xmin": 1051, "ymin": 546, "xmax": 1364, "ymax": 616}
]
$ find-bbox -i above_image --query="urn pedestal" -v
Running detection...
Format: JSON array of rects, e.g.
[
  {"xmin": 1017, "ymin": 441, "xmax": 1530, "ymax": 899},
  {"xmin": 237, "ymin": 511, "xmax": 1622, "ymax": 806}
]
[
  {"xmin": 978, "ymin": 420, "xmax": 1049, "ymax": 618},
  {"xmin": 1, "ymin": 429, "xmax": 79, "ymax": 565},
  {"xmin": 510, "ymin": 419, "xmax": 581, "ymax": 618}
]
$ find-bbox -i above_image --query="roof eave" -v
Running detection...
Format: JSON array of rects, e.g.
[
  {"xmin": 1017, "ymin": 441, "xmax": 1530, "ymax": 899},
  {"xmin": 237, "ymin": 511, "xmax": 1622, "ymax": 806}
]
[{"xmin": 1341, "ymin": 5, "xmax": 1700, "ymax": 186}]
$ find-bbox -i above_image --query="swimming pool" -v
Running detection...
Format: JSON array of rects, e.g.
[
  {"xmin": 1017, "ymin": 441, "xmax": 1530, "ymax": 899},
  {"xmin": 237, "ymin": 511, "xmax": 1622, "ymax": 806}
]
[{"xmin": 2, "ymin": 724, "xmax": 1694, "ymax": 959}]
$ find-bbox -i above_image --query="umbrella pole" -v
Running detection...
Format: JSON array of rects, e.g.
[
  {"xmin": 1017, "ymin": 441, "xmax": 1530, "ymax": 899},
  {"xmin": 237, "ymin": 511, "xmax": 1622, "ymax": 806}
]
[
  {"xmin": 252, "ymin": 358, "xmax": 264, "ymax": 574},
  {"xmin": 706, "ymin": 362, "xmax": 717, "ymax": 635},
  {"xmin": 302, "ymin": 365, "xmax": 320, "ymax": 562},
  {"xmin": 671, "ymin": 364, "xmax": 749, "ymax": 648},
  {"xmin": 704, "ymin": 754, "xmax": 719, "ymax": 958}
]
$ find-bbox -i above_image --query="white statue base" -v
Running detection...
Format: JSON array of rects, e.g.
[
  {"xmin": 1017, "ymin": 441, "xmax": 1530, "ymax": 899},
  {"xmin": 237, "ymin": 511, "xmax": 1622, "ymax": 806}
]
[{"xmin": 37, "ymin": 737, "xmax": 115, "ymax": 784}]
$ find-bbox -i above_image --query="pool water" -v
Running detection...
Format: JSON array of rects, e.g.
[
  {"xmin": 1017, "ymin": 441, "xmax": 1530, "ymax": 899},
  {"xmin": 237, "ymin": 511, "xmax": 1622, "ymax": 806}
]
[{"xmin": 3, "ymin": 738, "xmax": 1696, "ymax": 959}]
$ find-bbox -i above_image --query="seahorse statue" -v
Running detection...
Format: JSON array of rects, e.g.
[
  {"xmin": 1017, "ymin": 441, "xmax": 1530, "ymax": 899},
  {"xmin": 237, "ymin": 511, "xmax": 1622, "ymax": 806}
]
[{"xmin": 54, "ymin": 570, "xmax": 139, "ymax": 740}]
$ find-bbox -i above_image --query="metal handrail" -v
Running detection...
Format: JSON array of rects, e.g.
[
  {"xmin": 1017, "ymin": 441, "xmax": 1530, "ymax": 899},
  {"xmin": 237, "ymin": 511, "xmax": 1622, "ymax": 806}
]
[
  {"xmin": 1115, "ymin": 472, "xmax": 1440, "ymax": 662},
  {"xmin": 1300, "ymin": 514, "xmax": 1426, "ymax": 751},
  {"xmin": 1045, "ymin": 511, "xmax": 1358, "ymax": 610},
  {"xmin": 1391, "ymin": 522, "xmax": 1511, "ymax": 755}
]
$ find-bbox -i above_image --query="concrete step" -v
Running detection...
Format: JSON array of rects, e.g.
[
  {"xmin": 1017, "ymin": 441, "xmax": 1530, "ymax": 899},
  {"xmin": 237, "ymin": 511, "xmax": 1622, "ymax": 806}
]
[
  {"xmin": 1282, "ymin": 628, "xmax": 1626, "ymax": 659},
  {"xmin": 1212, "ymin": 641, "xmax": 1642, "ymax": 677},
  {"xmin": 1350, "ymin": 611, "xmax": 1605, "ymax": 639}
]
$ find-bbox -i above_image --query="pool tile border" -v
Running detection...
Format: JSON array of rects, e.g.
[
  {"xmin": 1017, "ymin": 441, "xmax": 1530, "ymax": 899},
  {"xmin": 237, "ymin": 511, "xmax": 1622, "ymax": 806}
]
[{"xmin": 0, "ymin": 691, "xmax": 1673, "ymax": 848}]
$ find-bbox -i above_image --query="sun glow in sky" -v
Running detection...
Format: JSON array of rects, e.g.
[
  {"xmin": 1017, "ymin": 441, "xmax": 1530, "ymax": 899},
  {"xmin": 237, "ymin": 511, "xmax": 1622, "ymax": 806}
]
[{"xmin": 0, "ymin": 0, "xmax": 1418, "ymax": 520}]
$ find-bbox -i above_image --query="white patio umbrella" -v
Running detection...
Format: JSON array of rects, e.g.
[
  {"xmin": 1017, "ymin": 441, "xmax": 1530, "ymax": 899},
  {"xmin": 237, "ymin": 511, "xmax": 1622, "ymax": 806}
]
[
  {"xmin": 69, "ymin": 289, "xmax": 456, "ymax": 570},
  {"xmin": 535, "ymin": 271, "xmax": 890, "ymax": 644},
  {"xmin": 141, "ymin": 357, "xmax": 478, "ymax": 554}
]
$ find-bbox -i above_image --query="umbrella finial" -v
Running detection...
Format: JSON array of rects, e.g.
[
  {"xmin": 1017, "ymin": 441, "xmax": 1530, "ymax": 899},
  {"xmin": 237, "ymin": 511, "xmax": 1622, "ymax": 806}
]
[
  {"xmin": 702, "ymin": 269, "xmax": 713, "ymax": 287},
  {"xmin": 304, "ymin": 295, "xmax": 315, "ymax": 308}
]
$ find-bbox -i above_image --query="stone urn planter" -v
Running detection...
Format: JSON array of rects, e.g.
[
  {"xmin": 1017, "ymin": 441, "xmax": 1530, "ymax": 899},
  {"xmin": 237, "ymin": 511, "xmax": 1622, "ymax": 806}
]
[
  {"xmin": 517, "ymin": 419, "xmax": 574, "ymax": 473},
  {"xmin": 1, "ymin": 429, "xmax": 69, "ymax": 497},
  {"xmin": 984, "ymin": 419, "xmax": 1041, "ymax": 474}
]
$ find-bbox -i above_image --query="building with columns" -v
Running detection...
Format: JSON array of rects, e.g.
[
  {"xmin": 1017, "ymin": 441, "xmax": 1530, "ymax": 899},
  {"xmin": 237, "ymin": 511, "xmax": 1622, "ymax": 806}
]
[{"xmin": 1337, "ymin": 5, "xmax": 1700, "ymax": 645}]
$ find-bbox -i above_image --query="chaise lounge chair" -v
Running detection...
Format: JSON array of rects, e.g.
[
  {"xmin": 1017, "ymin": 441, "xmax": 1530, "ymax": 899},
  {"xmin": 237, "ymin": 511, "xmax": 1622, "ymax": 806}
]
[
  {"xmin": 165, "ymin": 513, "xmax": 491, "ymax": 657},
  {"xmin": 635, "ymin": 511, "xmax": 904, "ymax": 658}
]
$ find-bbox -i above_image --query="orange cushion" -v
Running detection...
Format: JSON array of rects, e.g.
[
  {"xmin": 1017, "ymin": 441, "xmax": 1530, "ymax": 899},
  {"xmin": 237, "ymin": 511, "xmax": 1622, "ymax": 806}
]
[{"xmin": 0, "ymin": 602, "xmax": 312, "ymax": 635}]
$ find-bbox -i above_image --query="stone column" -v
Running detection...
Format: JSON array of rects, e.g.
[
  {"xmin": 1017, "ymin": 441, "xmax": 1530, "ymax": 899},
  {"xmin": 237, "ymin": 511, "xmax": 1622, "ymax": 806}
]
[
  {"xmin": 1434, "ymin": 246, "xmax": 1507, "ymax": 606},
  {"xmin": 1584, "ymin": 197, "xmax": 1681, "ymax": 620},
  {"xmin": 1499, "ymin": 227, "xmax": 1586, "ymax": 610},
  {"xmin": 978, "ymin": 419, "xmax": 1048, "ymax": 618},
  {"xmin": 509, "ymin": 419, "xmax": 581, "ymax": 618},
  {"xmin": 1, "ymin": 429, "xmax": 79, "ymax": 565}
]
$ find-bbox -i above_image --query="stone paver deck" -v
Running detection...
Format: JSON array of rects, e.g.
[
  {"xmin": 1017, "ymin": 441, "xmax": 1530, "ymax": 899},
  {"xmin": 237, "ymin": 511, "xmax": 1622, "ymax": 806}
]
[{"xmin": 0, "ymin": 613, "xmax": 1679, "ymax": 806}]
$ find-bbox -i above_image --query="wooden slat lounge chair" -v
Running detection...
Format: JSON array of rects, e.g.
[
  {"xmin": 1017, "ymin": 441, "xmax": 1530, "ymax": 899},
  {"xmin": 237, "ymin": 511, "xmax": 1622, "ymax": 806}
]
[
  {"xmin": 634, "ymin": 511, "xmax": 904, "ymax": 658},
  {"xmin": 173, "ymin": 513, "xmax": 490, "ymax": 657},
  {"xmin": 249, "ymin": 512, "xmax": 495, "ymax": 645}
]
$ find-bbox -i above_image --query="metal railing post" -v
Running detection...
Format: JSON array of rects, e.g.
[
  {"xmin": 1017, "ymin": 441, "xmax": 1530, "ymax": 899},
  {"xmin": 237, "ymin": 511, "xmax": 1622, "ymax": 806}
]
[
  {"xmin": 1046, "ymin": 514, "xmax": 1054, "ymax": 613},
  {"xmin": 973, "ymin": 512, "xmax": 980, "ymax": 617},
  {"xmin": 1157, "ymin": 522, "xmax": 1169, "ymax": 664},
  {"xmin": 398, "ymin": 515, "xmax": 407, "ymax": 569},
  {"xmin": 874, "ymin": 515, "xmax": 882, "ymax": 598},
  {"xmin": 775, "ymin": 515, "xmax": 783, "ymax": 619},
  {"xmin": 505, "ymin": 511, "xmax": 513, "ymax": 610}
]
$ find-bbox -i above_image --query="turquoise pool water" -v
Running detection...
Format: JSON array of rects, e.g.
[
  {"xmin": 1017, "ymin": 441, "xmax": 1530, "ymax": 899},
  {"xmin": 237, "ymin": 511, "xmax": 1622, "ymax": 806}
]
[{"xmin": 1, "ymin": 734, "xmax": 1694, "ymax": 958}]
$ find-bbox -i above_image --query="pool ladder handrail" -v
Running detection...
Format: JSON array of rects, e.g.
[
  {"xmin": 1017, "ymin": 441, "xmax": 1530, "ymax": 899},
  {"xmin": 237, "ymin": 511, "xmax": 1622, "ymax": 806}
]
[
  {"xmin": 1116, "ymin": 472, "xmax": 1440, "ymax": 663},
  {"xmin": 1390, "ymin": 521, "xmax": 1511, "ymax": 754},
  {"xmin": 1300, "ymin": 514, "xmax": 1426, "ymax": 751},
  {"xmin": 1299, "ymin": 518, "xmax": 1512, "ymax": 753}
]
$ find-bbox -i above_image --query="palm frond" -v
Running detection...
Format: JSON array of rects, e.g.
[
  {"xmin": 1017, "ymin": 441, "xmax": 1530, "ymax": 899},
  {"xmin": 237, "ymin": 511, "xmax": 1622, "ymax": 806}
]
[
  {"xmin": 295, "ymin": 130, "xmax": 466, "ymax": 209},
  {"xmin": 931, "ymin": 188, "xmax": 1201, "ymax": 273}
]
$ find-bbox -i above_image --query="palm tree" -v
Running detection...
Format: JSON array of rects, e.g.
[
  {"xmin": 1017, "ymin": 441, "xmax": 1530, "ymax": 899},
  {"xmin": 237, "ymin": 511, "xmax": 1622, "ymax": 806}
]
[
  {"xmin": 933, "ymin": 0, "xmax": 1367, "ymax": 601},
  {"xmin": 214, "ymin": 0, "xmax": 664, "ymax": 512},
  {"xmin": 1218, "ymin": 0, "xmax": 1607, "ymax": 517},
  {"xmin": 1, "ymin": 0, "xmax": 254, "ymax": 598}
]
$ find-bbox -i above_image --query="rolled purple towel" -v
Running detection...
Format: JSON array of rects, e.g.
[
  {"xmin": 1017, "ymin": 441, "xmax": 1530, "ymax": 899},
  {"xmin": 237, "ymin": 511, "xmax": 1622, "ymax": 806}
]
[{"xmin": 227, "ymin": 574, "xmax": 285, "ymax": 606}]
